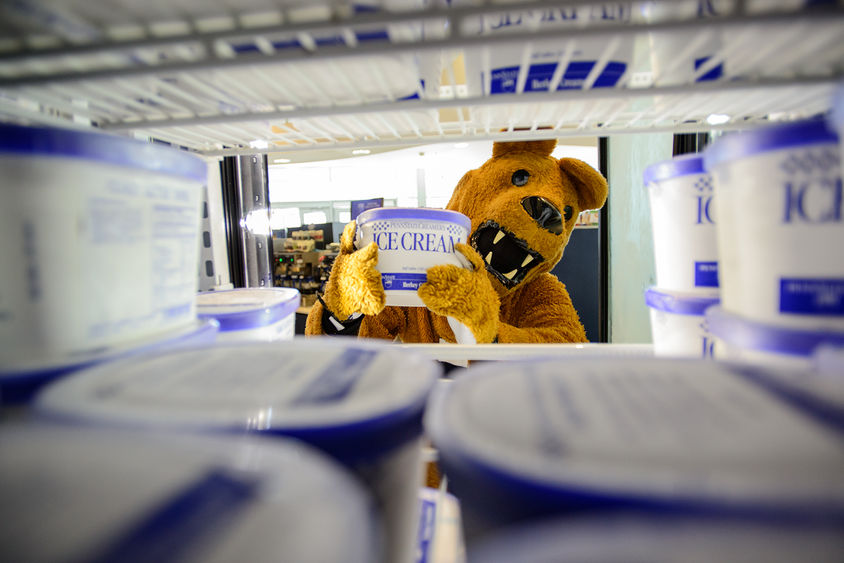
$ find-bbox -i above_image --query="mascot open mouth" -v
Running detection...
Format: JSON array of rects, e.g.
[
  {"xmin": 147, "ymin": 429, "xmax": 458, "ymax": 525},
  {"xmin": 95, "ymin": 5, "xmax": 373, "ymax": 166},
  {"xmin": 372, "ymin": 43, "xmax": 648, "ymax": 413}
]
[{"xmin": 471, "ymin": 220, "xmax": 544, "ymax": 288}]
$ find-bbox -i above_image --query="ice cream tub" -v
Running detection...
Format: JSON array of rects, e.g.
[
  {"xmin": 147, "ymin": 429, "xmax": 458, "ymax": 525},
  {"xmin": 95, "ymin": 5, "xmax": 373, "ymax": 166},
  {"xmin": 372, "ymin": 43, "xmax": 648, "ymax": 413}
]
[
  {"xmin": 0, "ymin": 318, "xmax": 218, "ymax": 407},
  {"xmin": 196, "ymin": 288, "xmax": 300, "ymax": 342},
  {"xmin": 416, "ymin": 486, "xmax": 465, "ymax": 563},
  {"xmin": 645, "ymin": 287, "xmax": 719, "ymax": 358},
  {"xmin": 832, "ymin": 83, "xmax": 844, "ymax": 171},
  {"xmin": 703, "ymin": 119, "xmax": 843, "ymax": 330},
  {"xmin": 644, "ymin": 153, "xmax": 719, "ymax": 293},
  {"xmin": 0, "ymin": 425, "xmax": 378, "ymax": 563},
  {"xmin": 34, "ymin": 338, "xmax": 441, "ymax": 563},
  {"xmin": 468, "ymin": 516, "xmax": 844, "ymax": 563},
  {"xmin": 356, "ymin": 207, "xmax": 471, "ymax": 307},
  {"xmin": 0, "ymin": 123, "xmax": 207, "ymax": 365},
  {"xmin": 425, "ymin": 357, "xmax": 844, "ymax": 543},
  {"xmin": 707, "ymin": 305, "xmax": 844, "ymax": 371}
]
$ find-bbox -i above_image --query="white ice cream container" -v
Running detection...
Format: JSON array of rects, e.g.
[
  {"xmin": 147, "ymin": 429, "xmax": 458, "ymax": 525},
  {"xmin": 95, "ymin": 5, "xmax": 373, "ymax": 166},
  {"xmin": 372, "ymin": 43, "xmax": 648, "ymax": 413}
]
[
  {"xmin": 0, "ymin": 124, "xmax": 207, "ymax": 365},
  {"xmin": 645, "ymin": 287, "xmax": 719, "ymax": 358},
  {"xmin": 0, "ymin": 425, "xmax": 378, "ymax": 563},
  {"xmin": 707, "ymin": 305, "xmax": 844, "ymax": 371},
  {"xmin": 416, "ymin": 486, "xmax": 465, "ymax": 563},
  {"xmin": 467, "ymin": 516, "xmax": 844, "ymax": 563},
  {"xmin": 832, "ymin": 83, "xmax": 844, "ymax": 169},
  {"xmin": 425, "ymin": 357, "xmax": 844, "ymax": 542},
  {"xmin": 703, "ymin": 119, "xmax": 842, "ymax": 329},
  {"xmin": 644, "ymin": 153, "xmax": 719, "ymax": 293},
  {"xmin": 34, "ymin": 338, "xmax": 441, "ymax": 563},
  {"xmin": 0, "ymin": 319, "xmax": 218, "ymax": 407},
  {"xmin": 196, "ymin": 288, "xmax": 300, "ymax": 342},
  {"xmin": 356, "ymin": 207, "xmax": 471, "ymax": 307}
]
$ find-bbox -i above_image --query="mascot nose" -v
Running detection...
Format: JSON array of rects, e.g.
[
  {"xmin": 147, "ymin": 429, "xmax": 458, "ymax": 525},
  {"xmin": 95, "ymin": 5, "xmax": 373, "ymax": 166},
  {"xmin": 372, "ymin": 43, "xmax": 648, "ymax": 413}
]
[{"xmin": 521, "ymin": 196, "xmax": 563, "ymax": 235}]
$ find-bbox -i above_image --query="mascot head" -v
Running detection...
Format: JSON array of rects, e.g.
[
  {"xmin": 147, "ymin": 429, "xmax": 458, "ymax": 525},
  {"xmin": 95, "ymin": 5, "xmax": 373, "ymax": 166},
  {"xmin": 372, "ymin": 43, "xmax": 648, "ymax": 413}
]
[{"xmin": 446, "ymin": 140, "xmax": 608, "ymax": 294}]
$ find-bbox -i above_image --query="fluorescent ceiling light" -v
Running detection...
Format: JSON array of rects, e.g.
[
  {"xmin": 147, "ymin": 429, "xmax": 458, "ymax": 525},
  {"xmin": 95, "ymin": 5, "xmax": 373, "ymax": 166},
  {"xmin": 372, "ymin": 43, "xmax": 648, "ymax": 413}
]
[
  {"xmin": 352, "ymin": 149, "xmax": 371, "ymax": 155},
  {"xmin": 274, "ymin": 158, "xmax": 291, "ymax": 163},
  {"xmin": 706, "ymin": 114, "xmax": 730, "ymax": 125}
]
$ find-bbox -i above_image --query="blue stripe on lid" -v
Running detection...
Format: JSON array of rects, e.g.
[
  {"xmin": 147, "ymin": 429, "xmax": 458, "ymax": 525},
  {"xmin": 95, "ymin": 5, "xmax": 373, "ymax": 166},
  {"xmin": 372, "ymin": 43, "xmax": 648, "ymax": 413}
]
[
  {"xmin": 643, "ymin": 153, "xmax": 706, "ymax": 185},
  {"xmin": 0, "ymin": 123, "xmax": 207, "ymax": 182},
  {"xmin": 703, "ymin": 119, "xmax": 839, "ymax": 172},
  {"xmin": 705, "ymin": 306, "xmax": 844, "ymax": 357},
  {"xmin": 356, "ymin": 207, "xmax": 471, "ymax": 230},
  {"xmin": 196, "ymin": 288, "xmax": 300, "ymax": 332},
  {"xmin": 644, "ymin": 287, "xmax": 720, "ymax": 316}
]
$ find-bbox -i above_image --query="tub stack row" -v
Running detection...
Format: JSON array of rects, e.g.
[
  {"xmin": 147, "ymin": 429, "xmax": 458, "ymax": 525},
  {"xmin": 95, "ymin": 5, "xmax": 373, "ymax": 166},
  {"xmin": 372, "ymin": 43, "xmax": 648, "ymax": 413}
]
[{"xmin": 645, "ymin": 100, "xmax": 844, "ymax": 369}]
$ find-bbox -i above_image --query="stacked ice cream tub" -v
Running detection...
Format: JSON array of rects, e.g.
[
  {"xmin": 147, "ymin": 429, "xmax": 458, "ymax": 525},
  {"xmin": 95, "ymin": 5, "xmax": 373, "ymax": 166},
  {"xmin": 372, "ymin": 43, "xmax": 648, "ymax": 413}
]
[
  {"xmin": 702, "ymin": 118, "xmax": 844, "ymax": 370},
  {"xmin": 643, "ymin": 153, "xmax": 721, "ymax": 357}
]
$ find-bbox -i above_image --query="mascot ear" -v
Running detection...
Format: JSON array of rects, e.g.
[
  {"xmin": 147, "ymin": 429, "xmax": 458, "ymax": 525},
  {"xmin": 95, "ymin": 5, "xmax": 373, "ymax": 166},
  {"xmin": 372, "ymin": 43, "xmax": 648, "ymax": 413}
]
[
  {"xmin": 559, "ymin": 157, "xmax": 608, "ymax": 211},
  {"xmin": 492, "ymin": 139, "xmax": 557, "ymax": 159}
]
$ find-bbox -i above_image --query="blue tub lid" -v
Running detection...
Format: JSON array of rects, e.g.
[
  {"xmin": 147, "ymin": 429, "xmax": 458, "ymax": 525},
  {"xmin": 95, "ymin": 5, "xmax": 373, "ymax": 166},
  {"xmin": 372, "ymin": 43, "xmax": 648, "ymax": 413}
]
[
  {"xmin": 831, "ymin": 83, "xmax": 844, "ymax": 130},
  {"xmin": 645, "ymin": 287, "xmax": 720, "ymax": 315},
  {"xmin": 706, "ymin": 306, "xmax": 844, "ymax": 357},
  {"xmin": 642, "ymin": 153, "xmax": 706, "ymax": 185},
  {"xmin": 356, "ymin": 207, "xmax": 471, "ymax": 230},
  {"xmin": 197, "ymin": 288, "xmax": 300, "ymax": 331},
  {"xmin": 0, "ymin": 319, "xmax": 219, "ymax": 406},
  {"xmin": 0, "ymin": 123, "xmax": 207, "ymax": 182},
  {"xmin": 468, "ymin": 517, "xmax": 844, "ymax": 563},
  {"xmin": 703, "ymin": 119, "xmax": 839, "ymax": 171},
  {"xmin": 425, "ymin": 357, "xmax": 844, "ymax": 517},
  {"xmin": 0, "ymin": 426, "xmax": 377, "ymax": 563},
  {"xmin": 34, "ymin": 339, "xmax": 440, "ymax": 462}
]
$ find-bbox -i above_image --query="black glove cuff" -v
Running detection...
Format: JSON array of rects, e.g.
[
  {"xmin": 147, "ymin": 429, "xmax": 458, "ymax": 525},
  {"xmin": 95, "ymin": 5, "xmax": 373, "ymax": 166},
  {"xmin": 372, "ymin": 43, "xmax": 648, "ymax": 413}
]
[{"xmin": 317, "ymin": 294, "xmax": 364, "ymax": 336}]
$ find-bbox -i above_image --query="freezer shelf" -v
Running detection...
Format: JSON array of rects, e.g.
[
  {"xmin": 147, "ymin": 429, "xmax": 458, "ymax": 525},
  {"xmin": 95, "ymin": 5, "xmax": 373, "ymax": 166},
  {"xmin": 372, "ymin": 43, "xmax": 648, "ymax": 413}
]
[{"xmin": 0, "ymin": 0, "xmax": 842, "ymax": 154}]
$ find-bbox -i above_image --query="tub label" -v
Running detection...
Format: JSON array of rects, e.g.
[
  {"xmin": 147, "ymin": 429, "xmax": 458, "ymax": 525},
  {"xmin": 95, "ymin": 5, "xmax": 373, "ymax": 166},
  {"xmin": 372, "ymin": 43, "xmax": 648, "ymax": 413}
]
[
  {"xmin": 383, "ymin": 273, "xmax": 427, "ymax": 291},
  {"xmin": 779, "ymin": 278, "xmax": 844, "ymax": 315},
  {"xmin": 694, "ymin": 261, "xmax": 719, "ymax": 287},
  {"xmin": 416, "ymin": 496, "xmax": 437, "ymax": 563},
  {"xmin": 372, "ymin": 227, "xmax": 460, "ymax": 254},
  {"xmin": 489, "ymin": 61, "xmax": 626, "ymax": 93},
  {"xmin": 291, "ymin": 348, "xmax": 377, "ymax": 405}
]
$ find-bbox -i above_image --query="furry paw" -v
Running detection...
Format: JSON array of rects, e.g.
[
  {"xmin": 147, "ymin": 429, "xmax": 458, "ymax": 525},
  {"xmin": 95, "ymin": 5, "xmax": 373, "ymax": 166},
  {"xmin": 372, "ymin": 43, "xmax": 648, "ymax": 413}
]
[
  {"xmin": 322, "ymin": 221, "xmax": 386, "ymax": 318},
  {"xmin": 419, "ymin": 243, "xmax": 500, "ymax": 343}
]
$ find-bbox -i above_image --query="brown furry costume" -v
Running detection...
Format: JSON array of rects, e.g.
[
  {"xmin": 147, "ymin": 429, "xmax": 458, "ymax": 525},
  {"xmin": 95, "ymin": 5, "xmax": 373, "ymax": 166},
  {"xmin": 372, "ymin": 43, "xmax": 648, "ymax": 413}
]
[{"xmin": 305, "ymin": 139, "xmax": 608, "ymax": 343}]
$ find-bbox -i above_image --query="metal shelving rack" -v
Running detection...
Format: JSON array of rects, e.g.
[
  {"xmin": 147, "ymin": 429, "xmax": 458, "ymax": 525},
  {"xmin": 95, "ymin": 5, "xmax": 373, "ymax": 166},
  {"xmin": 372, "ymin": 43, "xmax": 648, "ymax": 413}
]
[{"xmin": 1, "ymin": 0, "xmax": 842, "ymax": 155}]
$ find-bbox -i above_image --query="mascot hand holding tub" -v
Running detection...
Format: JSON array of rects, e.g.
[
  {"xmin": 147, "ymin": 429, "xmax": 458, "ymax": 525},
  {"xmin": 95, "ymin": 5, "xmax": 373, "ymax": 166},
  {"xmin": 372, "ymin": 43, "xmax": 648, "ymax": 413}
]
[{"xmin": 305, "ymin": 140, "xmax": 608, "ymax": 344}]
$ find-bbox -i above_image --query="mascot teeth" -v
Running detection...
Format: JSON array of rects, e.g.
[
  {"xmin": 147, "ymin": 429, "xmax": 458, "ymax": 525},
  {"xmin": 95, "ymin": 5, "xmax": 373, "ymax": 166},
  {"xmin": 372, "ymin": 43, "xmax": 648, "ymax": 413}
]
[{"xmin": 471, "ymin": 220, "xmax": 543, "ymax": 289}]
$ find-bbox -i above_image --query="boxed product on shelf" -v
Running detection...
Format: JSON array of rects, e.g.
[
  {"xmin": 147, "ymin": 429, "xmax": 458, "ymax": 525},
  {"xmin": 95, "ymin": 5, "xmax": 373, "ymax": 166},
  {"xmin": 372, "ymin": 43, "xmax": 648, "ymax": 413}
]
[
  {"xmin": 34, "ymin": 338, "xmax": 441, "ymax": 563},
  {"xmin": 196, "ymin": 287, "xmax": 300, "ymax": 342},
  {"xmin": 644, "ymin": 286, "xmax": 719, "ymax": 358},
  {"xmin": 0, "ymin": 425, "xmax": 379, "ymax": 563}
]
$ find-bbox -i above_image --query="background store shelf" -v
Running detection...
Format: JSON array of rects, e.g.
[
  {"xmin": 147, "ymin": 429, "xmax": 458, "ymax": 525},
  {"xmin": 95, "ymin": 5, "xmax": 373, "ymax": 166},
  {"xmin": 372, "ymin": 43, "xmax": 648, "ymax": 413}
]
[{"xmin": 1, "ymin": 0, "xmax": 842, "ymax": 154}]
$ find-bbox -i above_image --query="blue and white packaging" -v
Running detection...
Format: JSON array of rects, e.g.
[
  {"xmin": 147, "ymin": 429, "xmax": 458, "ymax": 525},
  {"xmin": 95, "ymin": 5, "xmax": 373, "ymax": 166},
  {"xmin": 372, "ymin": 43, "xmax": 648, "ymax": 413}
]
[
  {"xmin": 467, "ymin": 516, "xmax": 844, "ymax": 563},
  {"xmin": 425, "ymin": 357, "xmax": 844, "ymax": 542},
  {"xmin": 645, "ymin": 287, "xmax": 719, "ymax": 358},
  {"xmin": 832, "ymin": 83, "xmax": 844, "ymax": 173},
  {"xmin": 0, "ymin": 319, "xmax": 218, "ymax": 407},
  {"xmin": 34, "ymin": 339, "xmax": 441, "ymax": 563},
  {"xmin": 707, "ymin": 305, "xmax": 844, "ymax": 371},
  {"xmin": 644, "ymin": 153, "xmax": 719, "ymax": 293},
  {"xmin": 703, "ymin": 119, "xmax": 843, "ymax": 330},
  {"xmin": 356, "ymin": 207, "xmax": 471, "ymax": 307},
  {"xmin": 0, "ymin": 124, "xmax": 208, "ymax": 365},
  {"xmin": 196, "ymin": 288, "xmax": 300, "ymax": 342},
  {"xmin": 416, "ymin": 487, "xmax": 465, "ymax": 563},
  {"xmin": 0, "ymin": 426, "xmax": 378, "ymax": 563}
]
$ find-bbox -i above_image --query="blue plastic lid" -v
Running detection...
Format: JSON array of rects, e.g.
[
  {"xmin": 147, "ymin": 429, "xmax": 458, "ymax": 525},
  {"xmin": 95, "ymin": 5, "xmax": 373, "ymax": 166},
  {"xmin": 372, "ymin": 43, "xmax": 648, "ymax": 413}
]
[
  {"xmin": 356, "ymin": 207, "xmax": 471, "ymax": 230},
  {"xmin": 703, "ymin": 119, "xmax": 839, "ymax": 171},
  {"xmin": 831, "ymin": 83, "xmax": 844, "ymax": 130},
  {"xmin": 643, "ymin": 153, "xmax": 706, "ymax": 185},
  {"xmin": 197, "ymin": 288, "xmax": 300, "ymax": 332},
  {"xmin": 0, "ymin": 319, "xmax": 219, "ymax": 406},
  {"xmin": 645, "ymin": 287, "xmax": 720, "ymax": 316},
  {"xmin": 706, "ymin": 306, "xmax": 844, "ymax": 357},
  {"xmin": 425, "ymin": 358, "xmax": 844, "ymax": 524},
  {"xmin": 0, "ymin": 123, "xmax": 207, "ymax": 182},
  {"xmin": 34, "ymin": 339, "xmax": 440, "ymax": 462},
  {"xmin": 0, "ymin": 426, "xmax": 377, "ymax": 563}
]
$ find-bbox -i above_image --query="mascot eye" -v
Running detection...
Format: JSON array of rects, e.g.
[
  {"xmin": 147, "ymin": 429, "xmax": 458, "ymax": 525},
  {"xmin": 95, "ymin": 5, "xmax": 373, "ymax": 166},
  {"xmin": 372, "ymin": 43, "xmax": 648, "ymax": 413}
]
[
  {"xmin": 511, "ymin": 169, "xmax": 530, "ymax": 187},
  {"xmin": 564, "ymin": 205, "xmax": 574, "ymax": 222}
]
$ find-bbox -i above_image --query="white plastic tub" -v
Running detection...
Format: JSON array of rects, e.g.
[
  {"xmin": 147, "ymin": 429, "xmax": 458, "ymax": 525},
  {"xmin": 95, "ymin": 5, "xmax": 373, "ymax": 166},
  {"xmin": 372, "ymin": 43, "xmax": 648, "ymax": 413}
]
[
  {"xmin": 34, "ymin": 338, "xmax": 441, "ymax": 563},
  {"xmin": 706, "ymin": 305, "xmax": 844, "ymax": 371},
  {"xmin": 0, "ymin": 426, "xmax": 378, "ymax": 563},
  {"xmin": 0, "ymin": 319, "xmax": 218, "ymax": 407},
  {"xmin": 356, "ymin": 207, "xmax": 471, "ymax": 307},
  {"xmin": 196, "ymin": 288, "xmax": 300, "ymax": 342},
  {"xmin": 425, "ymin": 357, "xmax": 844, "ymax": 542},
  {"xmin": 416, "ymin": 487, "xmax": 465, "ymax": 563},
  {"xmin": 644, "ymin": 153, "xmax": 719, "ymax": 293},
  {"xmin": 468, "ymin": 517, "xmax": 844, "ymax": 563},
  {"xmin": 703, "ymin": 119, "xmax": 843, "ymax": 330},
  {"xmin": 833, "ymin": 83, "xmax": 844, "ymax": 170},
  {"xmin": 0, "ymin": 124, "xmax": 207, "ymax": 366},
  {"xmin": 645, "ymin": 287, "xmax": 719, "ymax": 358}
]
